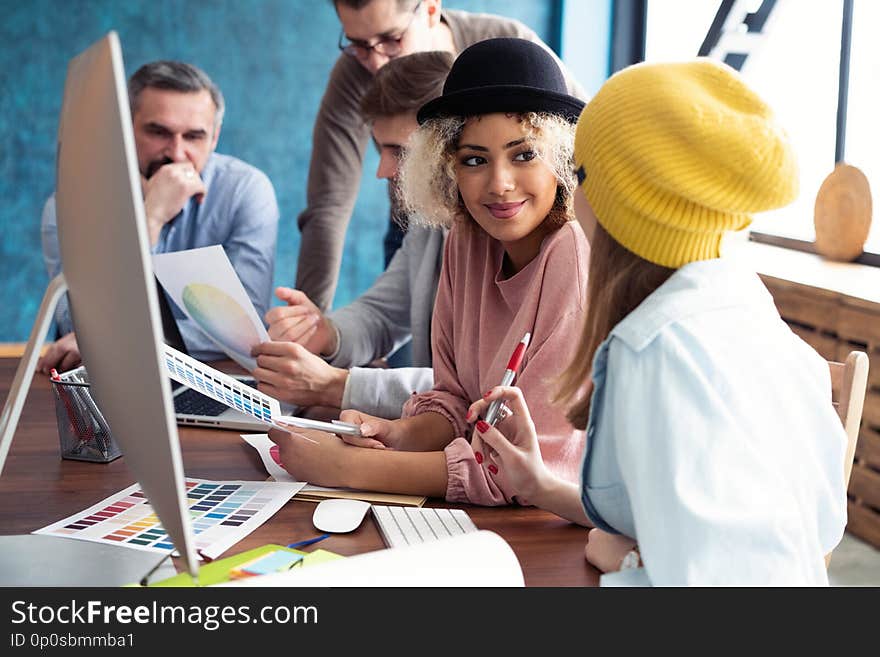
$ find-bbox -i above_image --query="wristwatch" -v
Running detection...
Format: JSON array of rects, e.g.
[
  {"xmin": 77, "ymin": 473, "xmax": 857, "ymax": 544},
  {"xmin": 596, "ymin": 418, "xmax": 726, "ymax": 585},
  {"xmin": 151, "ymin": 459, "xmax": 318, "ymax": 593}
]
[{"xmin": 619, "ymin": 547, "xmax": 641, "ymax": 571}]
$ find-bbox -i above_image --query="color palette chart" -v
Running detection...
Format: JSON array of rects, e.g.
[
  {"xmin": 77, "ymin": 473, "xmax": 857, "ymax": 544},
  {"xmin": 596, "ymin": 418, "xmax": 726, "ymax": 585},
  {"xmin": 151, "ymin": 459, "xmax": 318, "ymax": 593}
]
[
  {"xmin": 162, "ymin": 344, "xmax": 361, "ymax": 438},
  {"xmin": 153, "ymin": 245, "xmax": 270, "ymax": 371},
  {"xmin": 35, "ymin": 478, "xmax": 303, "ymax": 559},
  {"xmin": 162, "ymin": 344, "xmax": 279, "ymax": 424}
]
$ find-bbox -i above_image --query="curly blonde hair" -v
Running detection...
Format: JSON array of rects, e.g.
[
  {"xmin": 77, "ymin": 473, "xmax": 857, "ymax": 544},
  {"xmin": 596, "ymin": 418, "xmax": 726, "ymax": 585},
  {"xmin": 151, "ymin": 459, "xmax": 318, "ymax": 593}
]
[{"xmin": 398, "ymin": 112, "xmax": 577, "ymax": 229}]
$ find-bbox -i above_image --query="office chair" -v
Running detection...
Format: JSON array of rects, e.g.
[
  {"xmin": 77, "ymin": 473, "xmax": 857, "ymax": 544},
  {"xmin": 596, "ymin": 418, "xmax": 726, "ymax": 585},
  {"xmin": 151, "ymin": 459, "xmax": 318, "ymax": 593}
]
[{"xmin": 826, "ymin": 350, "xmax": 869, "ymax": 567}]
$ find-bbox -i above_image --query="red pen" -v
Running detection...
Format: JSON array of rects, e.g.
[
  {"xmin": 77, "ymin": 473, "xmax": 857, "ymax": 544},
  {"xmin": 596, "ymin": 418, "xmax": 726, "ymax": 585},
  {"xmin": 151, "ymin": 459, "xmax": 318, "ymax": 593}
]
[
  {"xmin": 484, "ymin": 332, "xmax": 531, "ymax": 426},
  {"xmin": 49, "ymin": 368, "xmax": 89, "ymax": 387}
]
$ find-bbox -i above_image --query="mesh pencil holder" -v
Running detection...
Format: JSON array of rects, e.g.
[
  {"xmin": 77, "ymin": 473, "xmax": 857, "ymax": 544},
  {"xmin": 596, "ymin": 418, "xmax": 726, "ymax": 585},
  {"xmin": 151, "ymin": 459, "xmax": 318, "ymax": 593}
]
[{"xmin": 51, "ymin": 366, "xmax": 122, "ymax": 463}]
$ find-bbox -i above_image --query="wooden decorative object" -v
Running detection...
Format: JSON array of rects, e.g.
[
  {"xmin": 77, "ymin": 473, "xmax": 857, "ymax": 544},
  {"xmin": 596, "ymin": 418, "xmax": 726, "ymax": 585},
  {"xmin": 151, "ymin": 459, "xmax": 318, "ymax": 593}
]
[{"xmin": 814, "ymin": 163, "xmax": 873, "ymax": 262}]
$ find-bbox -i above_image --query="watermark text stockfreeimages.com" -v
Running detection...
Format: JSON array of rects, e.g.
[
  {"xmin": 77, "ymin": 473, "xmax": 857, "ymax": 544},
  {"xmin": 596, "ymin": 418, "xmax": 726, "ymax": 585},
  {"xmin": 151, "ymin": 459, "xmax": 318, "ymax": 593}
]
[{"xmin": 10, "ymin": 598, "xmax": 317, "ymax": 633}]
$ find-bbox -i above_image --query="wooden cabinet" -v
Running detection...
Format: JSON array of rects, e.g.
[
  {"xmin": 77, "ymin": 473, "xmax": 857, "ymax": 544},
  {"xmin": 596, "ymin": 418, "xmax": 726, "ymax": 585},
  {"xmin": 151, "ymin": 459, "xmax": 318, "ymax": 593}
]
[
  {"xmin": 760, "ymin": 273, "xmax": 880, "ymax": 548},
  {"xmin": 727, "ymin": 238, "xmax": 880, "ymax": 548}
]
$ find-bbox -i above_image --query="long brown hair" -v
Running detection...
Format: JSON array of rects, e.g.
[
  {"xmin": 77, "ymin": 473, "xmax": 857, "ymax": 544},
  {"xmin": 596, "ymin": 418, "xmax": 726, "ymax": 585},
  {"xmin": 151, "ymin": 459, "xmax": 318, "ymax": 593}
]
[{"xmin": 556, "ymin": 222, "xmax": 675, "ymax": 429}]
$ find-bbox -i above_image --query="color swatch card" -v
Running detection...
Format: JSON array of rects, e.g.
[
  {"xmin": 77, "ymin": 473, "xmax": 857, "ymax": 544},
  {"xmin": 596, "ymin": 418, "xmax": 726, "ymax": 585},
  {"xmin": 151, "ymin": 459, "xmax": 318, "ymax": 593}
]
[
  {"xmin": 153, "ymin": 245, "xmax": 269, "ymax": 371},
  {"xmin": 147, "ymin": 544, "xmax": 345, "ymax": 587},
  {"xmin": 162, "ymin": 344, "xmax": 362, "ymax": 437},
  {"xmin": 165, "ymin": 345, "xmax": 276, "ymax": 424},
  {"xmin": 34, "ymin": 479, "xmax": 303, "ymax": 559}
]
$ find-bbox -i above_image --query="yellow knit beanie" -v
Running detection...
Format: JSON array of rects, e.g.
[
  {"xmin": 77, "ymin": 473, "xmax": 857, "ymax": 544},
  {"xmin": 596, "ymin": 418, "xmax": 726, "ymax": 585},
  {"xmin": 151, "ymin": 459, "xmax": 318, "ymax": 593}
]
[{"xmin": 574, "ymin": 58, "xmax": 798, "ymax": 268}]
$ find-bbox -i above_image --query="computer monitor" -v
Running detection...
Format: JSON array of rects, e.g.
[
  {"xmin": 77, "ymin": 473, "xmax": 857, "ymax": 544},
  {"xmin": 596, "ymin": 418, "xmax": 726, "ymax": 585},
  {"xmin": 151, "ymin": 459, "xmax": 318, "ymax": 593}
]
[{"xmin": 54, "ymin": 32, "xmax": 198, "ymax": 576}]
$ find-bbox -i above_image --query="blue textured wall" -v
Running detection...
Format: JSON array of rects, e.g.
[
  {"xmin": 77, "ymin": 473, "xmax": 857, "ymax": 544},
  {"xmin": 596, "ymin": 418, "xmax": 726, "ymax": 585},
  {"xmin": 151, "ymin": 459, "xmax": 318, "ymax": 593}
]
[{"xmin": 0, "ymin": 0, "xmax": 568, "ymax": 341}]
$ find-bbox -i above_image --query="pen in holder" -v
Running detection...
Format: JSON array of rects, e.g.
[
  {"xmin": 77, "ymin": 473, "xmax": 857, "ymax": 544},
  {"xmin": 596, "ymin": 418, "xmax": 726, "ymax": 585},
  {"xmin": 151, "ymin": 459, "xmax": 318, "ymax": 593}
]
[{"xmin": 50, "ymin": 366, "xmax": 122, "ymax": 463}]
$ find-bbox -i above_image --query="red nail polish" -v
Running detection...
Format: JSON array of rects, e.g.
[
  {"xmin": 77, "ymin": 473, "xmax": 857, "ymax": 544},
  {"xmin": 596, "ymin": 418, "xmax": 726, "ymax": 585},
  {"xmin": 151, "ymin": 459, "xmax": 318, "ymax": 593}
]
[
  {"xmin": 476, "ymin": 420, "xmax": 490, "ymax": 433},
  {"xmin": 484, "ymin": 390, "xmax": 492, "ymax": 399},
  {"xmin": 465, "ymin": 410, "xmax": 472, "ymax": 421},
  {"xmin": 488, "ymin": 464, "xmax": 498, "ymax": 475},
  {"xmin": 474, "ymin": 451, "xmax": 483, "ymax": 464}
]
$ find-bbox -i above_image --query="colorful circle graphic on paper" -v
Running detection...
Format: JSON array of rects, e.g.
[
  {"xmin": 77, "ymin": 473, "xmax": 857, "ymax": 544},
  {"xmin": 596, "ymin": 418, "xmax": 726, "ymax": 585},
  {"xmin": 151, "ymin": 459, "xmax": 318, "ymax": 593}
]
[{"xmin": 182, "ymin": 283, "xmax": 260, "ymax": 361}]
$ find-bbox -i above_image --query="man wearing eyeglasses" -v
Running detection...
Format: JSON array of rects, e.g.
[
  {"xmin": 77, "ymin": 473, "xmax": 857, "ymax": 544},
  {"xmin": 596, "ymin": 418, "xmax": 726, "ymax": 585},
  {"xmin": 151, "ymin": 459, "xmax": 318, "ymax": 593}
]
[{"xmin": 294, "ymin": 0, "xmax": 587, "ymax": 316}]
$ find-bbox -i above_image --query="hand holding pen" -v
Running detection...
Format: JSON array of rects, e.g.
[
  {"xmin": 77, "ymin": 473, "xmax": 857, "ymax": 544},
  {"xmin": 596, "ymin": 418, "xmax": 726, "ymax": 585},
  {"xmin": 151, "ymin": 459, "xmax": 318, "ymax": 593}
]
[
  {"xmin": 483, "ymin": 332, "xmax": 530, "ymax": 426},
  {"xmin": 467, "ymin": 384, "xmax": 552, "ymax": 506}
]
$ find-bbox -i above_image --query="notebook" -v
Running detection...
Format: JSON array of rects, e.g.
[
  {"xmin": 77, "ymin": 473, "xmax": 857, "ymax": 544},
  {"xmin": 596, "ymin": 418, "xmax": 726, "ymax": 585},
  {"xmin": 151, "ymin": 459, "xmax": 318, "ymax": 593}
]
[
  {"xmin": 163, "ymin": 345, "xmax": 363, "ymax": 438},
  {"xmin": 146, "ymin": 543, "xmax": 345, "ymax": 587},
  {"xmin": 223, "ymin": 531, "xmax": 524, "ymax": 587},
  {"xmin": 157, "ymin": 282, "xmax": 268, "ymax": 432},
  {"xmin": 172, "ymin": 376, "xmax": 266, "ymax": 432}
]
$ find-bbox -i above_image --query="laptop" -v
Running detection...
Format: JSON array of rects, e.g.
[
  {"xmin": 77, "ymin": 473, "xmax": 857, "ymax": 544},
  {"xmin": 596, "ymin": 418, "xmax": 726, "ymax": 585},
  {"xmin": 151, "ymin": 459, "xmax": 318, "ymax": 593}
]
[{"xmin": 157, "ymin": 279, "xmax": 270, "ymax": 432}]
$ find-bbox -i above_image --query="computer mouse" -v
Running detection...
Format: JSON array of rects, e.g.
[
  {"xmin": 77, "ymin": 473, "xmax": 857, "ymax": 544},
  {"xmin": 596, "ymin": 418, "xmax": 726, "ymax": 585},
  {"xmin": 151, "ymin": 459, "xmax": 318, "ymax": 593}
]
[{"xmin": 312, "ymin": 499, "xmax": 371, "ymax": 533}]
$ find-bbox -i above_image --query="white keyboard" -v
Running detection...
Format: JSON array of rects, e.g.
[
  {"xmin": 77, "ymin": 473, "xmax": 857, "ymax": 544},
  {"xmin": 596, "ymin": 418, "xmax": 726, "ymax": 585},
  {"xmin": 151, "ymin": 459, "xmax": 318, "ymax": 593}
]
[{"xmin": 371, "ymin": 505, "xmax": 478, "ymax": 549}]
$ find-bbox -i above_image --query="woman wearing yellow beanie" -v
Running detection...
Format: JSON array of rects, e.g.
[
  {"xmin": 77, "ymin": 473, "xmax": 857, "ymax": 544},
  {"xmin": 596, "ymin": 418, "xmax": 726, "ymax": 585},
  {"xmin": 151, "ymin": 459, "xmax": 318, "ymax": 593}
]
[{"xmin": 468, "ymin": 59, "xmax": 848, "ymax": 585}]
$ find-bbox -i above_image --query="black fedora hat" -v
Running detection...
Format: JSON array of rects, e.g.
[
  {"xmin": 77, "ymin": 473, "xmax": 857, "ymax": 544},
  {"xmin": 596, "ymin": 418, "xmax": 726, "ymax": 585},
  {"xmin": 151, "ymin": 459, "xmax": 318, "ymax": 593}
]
[{"xmin": 417, "ymin": 37, "xmax": 584, "ymax": 125}]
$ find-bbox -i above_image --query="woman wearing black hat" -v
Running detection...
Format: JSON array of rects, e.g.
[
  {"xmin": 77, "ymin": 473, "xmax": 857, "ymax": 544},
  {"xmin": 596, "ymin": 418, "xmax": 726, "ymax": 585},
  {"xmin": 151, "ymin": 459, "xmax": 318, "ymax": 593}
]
[{"xmin": 267, "ymin": 38, "xmax": 591, "ymax": 506}]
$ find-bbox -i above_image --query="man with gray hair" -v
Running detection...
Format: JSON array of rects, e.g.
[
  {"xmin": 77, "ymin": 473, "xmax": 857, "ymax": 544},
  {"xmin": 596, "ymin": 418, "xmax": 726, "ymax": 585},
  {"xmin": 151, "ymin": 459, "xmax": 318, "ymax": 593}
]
[{"xmin": 38, "ymin": 60, "xmax": 279, "ymax": 373}]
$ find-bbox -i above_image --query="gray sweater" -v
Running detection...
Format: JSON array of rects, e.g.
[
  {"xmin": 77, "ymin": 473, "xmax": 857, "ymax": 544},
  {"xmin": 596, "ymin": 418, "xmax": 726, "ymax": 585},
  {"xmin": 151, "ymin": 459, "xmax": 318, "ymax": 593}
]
[
  {"xmin": 295, "ymin": 9, "xmax": 587, "ymax": 311},
  {"xmin": 328, "ymin": 225, "xmax": 446, "ymax": 418}
]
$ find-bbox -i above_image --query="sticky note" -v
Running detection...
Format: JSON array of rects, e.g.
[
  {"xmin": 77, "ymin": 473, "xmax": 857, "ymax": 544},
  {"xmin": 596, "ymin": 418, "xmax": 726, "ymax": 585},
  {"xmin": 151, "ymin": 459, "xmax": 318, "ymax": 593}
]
[{"xmin": 229, "ymin": 550, "xmax": 304, "ymax": 578}]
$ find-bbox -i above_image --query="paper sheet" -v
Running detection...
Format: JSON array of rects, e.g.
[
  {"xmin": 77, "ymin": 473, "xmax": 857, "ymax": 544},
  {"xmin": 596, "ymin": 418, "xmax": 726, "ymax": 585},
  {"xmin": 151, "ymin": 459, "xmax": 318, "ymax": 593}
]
[
  {"xmin": 240, "ymin": 434, "xmax": 426, "ymax": 506},
  {"xmin": 147, "ymin": 544, "xmax": 343, "ymax": 587},
  {"xmin": 34, "ymin": 478, "xmax": 304, "ymax": 560},
  {"xmin": 222, "ymin": 530, "xmax": 524, "ymax": 587},
  {"xmin": 241, "ymin": 434, "xmax": 301, "ymax": 483},
  {"xmin": 153, "ymin": 245, "xmax": 269, "ymax": 370}
]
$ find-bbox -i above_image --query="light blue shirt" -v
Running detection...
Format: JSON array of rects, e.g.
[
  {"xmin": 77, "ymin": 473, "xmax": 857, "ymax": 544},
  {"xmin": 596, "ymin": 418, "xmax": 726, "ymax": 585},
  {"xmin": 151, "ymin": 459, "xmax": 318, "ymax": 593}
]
[
  {"xmin": 41, "ymin": 152, "xmax": 279, "ymax": 360},
  {"xmin": 580, "ymin": 259, "xmax": 847, "ymax": 586}
]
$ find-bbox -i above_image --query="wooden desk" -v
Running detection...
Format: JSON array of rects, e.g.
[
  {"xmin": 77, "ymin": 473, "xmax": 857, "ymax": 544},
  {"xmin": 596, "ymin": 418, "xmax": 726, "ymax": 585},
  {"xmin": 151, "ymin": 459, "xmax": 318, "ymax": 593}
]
[{"xmin": 0, "ymin": 358, "xmax": 598, "ymax": 586}]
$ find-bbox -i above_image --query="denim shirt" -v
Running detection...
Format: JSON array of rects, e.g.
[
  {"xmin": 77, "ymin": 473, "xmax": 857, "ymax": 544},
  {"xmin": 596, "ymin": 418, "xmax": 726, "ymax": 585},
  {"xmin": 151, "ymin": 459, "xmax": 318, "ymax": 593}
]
[
  {"xmin": 42, "ymin": 152, "xmax": 279, "ymax": 360},
  {"xmin": 580, "ymin": 259, "xmax": 847, "ymax": 586}
]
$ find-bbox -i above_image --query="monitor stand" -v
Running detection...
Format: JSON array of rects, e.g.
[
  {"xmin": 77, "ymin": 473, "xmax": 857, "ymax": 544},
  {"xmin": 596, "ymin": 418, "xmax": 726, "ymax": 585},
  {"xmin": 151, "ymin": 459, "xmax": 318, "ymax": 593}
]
[
  {"xmin": 0, "ymin": 274, "xmax": 171, "ymax": 586},
  {"xmin": 0, "ymin": 273, "xmax": 68, "ymax": 472}
]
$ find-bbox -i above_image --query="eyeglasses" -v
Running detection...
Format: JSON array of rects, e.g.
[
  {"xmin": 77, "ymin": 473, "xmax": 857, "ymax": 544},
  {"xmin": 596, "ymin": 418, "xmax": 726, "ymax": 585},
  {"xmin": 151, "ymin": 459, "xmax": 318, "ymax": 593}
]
[{"xmin": 338, "ymin": 1, "xmax": 423, "ymax": 60}]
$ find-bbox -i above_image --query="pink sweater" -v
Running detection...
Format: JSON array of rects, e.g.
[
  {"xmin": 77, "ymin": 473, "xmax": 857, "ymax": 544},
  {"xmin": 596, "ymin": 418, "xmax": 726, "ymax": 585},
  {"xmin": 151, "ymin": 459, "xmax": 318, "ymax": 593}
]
[{"xmin": 402, "ymin": 220, "xmax": 589, "ymax": 505}]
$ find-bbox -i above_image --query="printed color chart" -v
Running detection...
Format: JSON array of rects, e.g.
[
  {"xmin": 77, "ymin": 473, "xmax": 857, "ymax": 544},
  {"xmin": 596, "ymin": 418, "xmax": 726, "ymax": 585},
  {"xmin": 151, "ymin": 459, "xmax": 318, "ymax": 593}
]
[
  {"xmin": 163, "ymin": 345, "xmax": 279, "ymax": 424},
  {"xmin": 35, "ymin": 479, "xmax": 302, "ymax": 559},
  {"xmin": 162, "ymin": 344, "xmax": 362, "ymax": 438}
]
